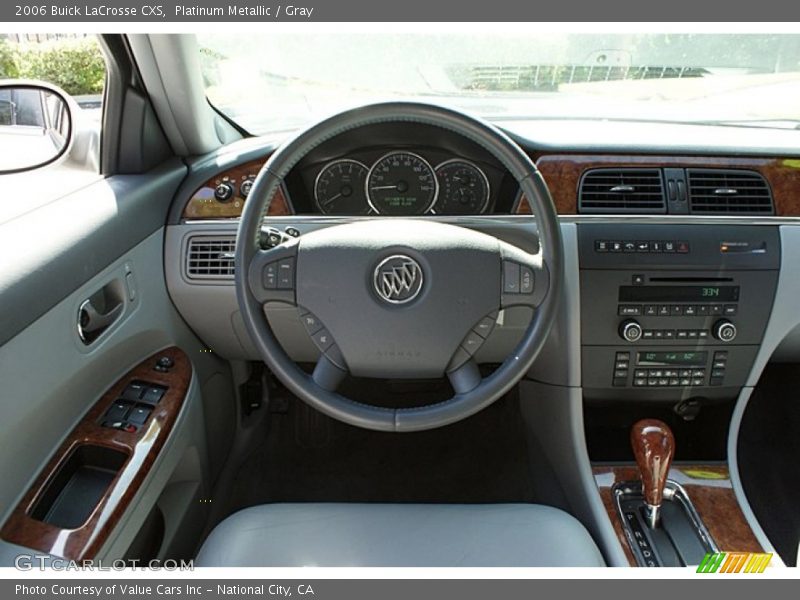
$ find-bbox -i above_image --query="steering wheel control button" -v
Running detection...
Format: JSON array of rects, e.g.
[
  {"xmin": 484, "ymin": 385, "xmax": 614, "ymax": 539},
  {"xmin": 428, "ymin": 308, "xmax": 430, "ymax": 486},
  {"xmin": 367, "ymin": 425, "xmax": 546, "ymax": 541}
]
[
  {"xmin": 299, "ymin": 310, "xmax": 324, "ymax": 335},
  {"xmin": 462, "ymin": 331, "xmax": 485, "ymax": 355},
  {"xmin": 263, "ymin": 263, "xmax": 278, "ymax": 289},
  {"xmin": 277, "ymin": 259, "xmax": 295, "ymax": 289},
  {"xmin": 474, "ymin": 314, "xmax": 498, "ymax": 338},
  {"xmin": 325, "ymin": 344, "xmax": 346, "ymax": 370},
  {"xmin": 373, "ymin": 255, "xmax": 424, "ymax": 304},
  {"xmin": 520, "ymin": 266, "xmax": 534, "ymax": 294},
  {"xmin": 446, "ymin": 347, "xmax": 472, "ymax": 372},
  {"xmin": 311, "ymin": 328, "xmax": 335, "ymax": 352},
  {"xmin": 502, "ymin": 261, "xmax": 520, "ymax": 293}
]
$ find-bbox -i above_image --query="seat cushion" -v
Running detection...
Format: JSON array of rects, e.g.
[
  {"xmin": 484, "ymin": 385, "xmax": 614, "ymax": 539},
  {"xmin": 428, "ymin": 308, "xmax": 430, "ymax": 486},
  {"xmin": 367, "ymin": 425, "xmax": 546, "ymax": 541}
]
[{"xmin": 195, "ymin": 503, "xmax": 605, "ymax": 567}]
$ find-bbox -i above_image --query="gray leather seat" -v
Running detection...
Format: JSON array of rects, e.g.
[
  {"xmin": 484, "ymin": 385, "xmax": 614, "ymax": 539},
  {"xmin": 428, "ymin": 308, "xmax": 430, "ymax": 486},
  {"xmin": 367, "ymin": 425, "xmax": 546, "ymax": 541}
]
[{"xmin": 195, "ymin": 503, "xmax": 605, "ymax": 567}]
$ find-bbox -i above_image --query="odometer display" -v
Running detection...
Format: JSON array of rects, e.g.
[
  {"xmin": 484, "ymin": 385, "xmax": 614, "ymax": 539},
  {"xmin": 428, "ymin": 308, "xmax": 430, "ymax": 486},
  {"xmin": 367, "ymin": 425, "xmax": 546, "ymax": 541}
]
[{"xmin": 366, "ymin": 152, "xmax": 438, "ymax": 215}]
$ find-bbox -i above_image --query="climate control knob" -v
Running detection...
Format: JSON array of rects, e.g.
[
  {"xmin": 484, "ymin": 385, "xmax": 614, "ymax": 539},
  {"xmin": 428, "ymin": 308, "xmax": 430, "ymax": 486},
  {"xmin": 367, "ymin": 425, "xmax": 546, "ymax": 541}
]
[
  {"xmin": 214, "ymin": 181, "xmax": 235, "ymax": 203},
  {"xmin": 713, "ymin": 320, "xmax": 737, "ymax": 342},
  {"xmin": 619, "ymin": 320, "xmax": 643, "ymax": 343}
]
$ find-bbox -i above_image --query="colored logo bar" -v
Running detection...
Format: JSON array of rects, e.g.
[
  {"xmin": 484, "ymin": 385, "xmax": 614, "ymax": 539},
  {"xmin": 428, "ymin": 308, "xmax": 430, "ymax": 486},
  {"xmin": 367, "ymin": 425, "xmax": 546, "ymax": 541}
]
[{"xmin": 697, "ymin": 552, "xmax": 772, "ymax": 573}]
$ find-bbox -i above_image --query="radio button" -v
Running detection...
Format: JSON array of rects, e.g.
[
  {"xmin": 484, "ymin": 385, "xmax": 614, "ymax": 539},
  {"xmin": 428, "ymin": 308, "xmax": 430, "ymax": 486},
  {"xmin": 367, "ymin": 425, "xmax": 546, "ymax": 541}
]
[
  {"xmin": 658, "ymin": 305, "xmax": 671, "ymax": 317},
  {"xmin": 664, "ymin": 330, "xmax": 676, "ymax": 339},
  {"xmin": 642, "ymin": 330, "xmax": 655, "ymax": 339},
  {"xmin": 670, "ymin": 305, "xmax": 684, "ymax": 316},
  {"xmin": 654, "ymin": 330, "xmax": 664, "ymax": 339},
  {"xmin": 710, "ymin": 304, "xmax": 723, "ymax": 316},
  {"xmin": 644, "ymin": 305, "xmax": 657, "ymax": 316},
  {"xmin": 698, "ymin": 305, "xmax": 710, "ymax": 316},
  {"xmin": 619, "ymin": 305, "xmax": 642, "ymax": 316},
  {"xmin": 724, "ymin": 305, "xmax": 738, "ymax": 316},
  {"xmin": 687, "ymin": 330, "xmax": 698, "ymax": 339},
  {"xmin": 698, "ymin": 330, "xmax": 709, "ymax": 339},
  {"xmin": 676, "ymin": 330, "xmax": 689, "ymax": 339},
  {"xmin": 684, "ymin": 305, "xmax": 697, "ymax": 316}
]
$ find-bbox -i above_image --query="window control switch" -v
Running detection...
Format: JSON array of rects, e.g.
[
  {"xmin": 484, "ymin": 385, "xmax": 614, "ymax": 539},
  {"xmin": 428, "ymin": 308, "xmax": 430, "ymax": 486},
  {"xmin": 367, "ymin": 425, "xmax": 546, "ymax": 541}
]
[
  {"xmin": 141, "ymin": 386, "xmax": 167, "ymax": 405},
  {"xmin": 128, "ymin": 406, "xmax": 152, "ymax": 425},
  {"xmin": 105, "ymin": 400, "xmax": 132, "ymax": 422},
  {"xmin": 121, "ymin": 381, "xmax": 147, "ymax": 401}
]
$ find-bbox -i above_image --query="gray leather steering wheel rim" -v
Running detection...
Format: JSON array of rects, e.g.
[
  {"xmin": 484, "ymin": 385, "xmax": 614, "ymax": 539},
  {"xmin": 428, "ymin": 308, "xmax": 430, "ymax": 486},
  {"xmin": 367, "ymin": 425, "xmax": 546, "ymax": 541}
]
[{"xmin": 235, "ymin": 102, "xmax": 563, "ymax": 432}]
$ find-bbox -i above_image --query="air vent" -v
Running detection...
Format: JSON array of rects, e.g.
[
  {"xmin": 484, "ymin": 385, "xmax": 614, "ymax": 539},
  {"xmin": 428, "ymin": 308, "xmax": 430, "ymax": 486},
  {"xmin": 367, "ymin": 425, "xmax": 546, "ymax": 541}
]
[
  {"xmin": 578, "ymin": 169, "xmax": 666, "ymax": 214},
  {"xmin": 688, "ymin": 169, "xmax": 773, "ymax": 214},
  {"xmin": 186, "ymin": 236, "xmax": 236, "ymax": 280}
]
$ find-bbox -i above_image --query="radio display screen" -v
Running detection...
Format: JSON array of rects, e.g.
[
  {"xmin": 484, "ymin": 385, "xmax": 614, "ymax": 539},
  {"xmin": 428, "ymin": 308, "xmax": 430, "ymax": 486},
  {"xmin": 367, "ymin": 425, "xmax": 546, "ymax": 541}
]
[
  {"xmin": 619, "ymin": 285, "xmax": 739, "ymax": 302},
  {"xmin": 637, "ymin": 351, "xmax": 708, "ymax": 366}
]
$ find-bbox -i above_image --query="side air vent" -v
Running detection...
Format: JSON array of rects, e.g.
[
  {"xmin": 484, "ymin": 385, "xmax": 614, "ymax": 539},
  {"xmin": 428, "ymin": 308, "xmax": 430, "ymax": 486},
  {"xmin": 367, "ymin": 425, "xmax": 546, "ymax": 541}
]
[
  {"xmin": 578, "ymin": 169, "xmax": 666, "ymax": 214},
  {"xmin": 185, "ymin": 236, "xmax": 236, "ymax": 280},
  {"xmin": 687, "ymin": 169, "xmax": 774, "ymax": 214}
]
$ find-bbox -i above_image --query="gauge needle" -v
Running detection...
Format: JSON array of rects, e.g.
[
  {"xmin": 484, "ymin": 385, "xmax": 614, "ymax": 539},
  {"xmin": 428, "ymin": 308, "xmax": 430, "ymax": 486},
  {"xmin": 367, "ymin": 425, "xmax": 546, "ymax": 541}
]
[
  {"xmin": 322, "ymin": 193, "xmax": 343, "ymax": 206},
  {"xmin": 370, "ymin": 184, "xmax": 398, "ymax": 191}
]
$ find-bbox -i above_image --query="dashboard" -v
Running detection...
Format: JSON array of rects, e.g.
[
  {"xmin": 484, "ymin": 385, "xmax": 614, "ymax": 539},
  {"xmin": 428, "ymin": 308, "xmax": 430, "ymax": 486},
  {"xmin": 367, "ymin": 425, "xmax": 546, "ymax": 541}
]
[{"xmin": 168, "ymin": 117, "xmax": 800, "ymax": 406}]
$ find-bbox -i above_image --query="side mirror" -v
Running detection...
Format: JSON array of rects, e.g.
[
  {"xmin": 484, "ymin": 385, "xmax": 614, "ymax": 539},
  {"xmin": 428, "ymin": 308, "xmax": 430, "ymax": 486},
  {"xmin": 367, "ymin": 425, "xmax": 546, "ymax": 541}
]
[{"xmin": 0, "ymin": 81, "xmax": 74, "ymax": 174}]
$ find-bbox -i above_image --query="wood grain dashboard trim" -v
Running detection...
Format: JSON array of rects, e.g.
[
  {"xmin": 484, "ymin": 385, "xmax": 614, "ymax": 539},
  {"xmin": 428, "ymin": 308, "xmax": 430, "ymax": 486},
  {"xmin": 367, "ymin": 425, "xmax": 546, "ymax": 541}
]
[
  {"xmin": 516, "ymin": 154, "xmax": 800, "ymax": 216},
  {"xmin": 0, "ymin": 347, "xmax": 192, "ymax": 560},
  {"xmin": 594, "ymin": 464, "xmax": 763, "ymax": 567},
  {"xmin": 183, "ymin": 157, "xmax": 292, "ymax": 219}
]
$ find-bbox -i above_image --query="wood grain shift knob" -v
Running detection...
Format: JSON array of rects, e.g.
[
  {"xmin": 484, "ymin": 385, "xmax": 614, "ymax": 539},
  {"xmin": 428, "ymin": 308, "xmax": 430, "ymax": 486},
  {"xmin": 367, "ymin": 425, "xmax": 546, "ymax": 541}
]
[{"xmin": 631, "ymin": 419, "xmax": 675, "ymax": 509}]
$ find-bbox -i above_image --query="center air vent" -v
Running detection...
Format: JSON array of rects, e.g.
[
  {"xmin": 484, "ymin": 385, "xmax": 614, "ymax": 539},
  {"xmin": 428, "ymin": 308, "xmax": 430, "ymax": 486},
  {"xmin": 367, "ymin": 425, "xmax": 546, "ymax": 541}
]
[
  {"xmin": 687, "ymin": 169, "xmax": 774, "ymax": 215},
  {"xmin": 578, "ymin": 169, "xmax": 666, "ymax": 214},
  {"xmin": 186, "ymin": 236, "xmax": 236, "ymax": 280}
]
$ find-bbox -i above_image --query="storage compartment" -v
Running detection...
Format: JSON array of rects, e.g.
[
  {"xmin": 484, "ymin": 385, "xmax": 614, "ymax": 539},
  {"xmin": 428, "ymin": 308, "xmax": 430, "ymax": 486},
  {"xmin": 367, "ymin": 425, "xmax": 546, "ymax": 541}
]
[{"xmin": 30, "ymin": 445, "xmax": 128, "ymax": 529}]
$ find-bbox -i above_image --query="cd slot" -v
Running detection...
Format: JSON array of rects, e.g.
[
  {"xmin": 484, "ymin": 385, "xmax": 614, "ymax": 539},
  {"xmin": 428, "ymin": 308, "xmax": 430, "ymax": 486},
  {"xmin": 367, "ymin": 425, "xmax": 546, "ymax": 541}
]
[{"xmin": 647, "ymin": 277, "xmax": 734, "ymax": 283}]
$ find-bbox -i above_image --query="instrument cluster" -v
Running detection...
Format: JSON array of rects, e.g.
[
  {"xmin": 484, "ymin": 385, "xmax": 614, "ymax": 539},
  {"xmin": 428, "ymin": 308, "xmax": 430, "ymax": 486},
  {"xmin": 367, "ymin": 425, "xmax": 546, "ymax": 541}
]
[{"xmin": 312, "ymin": 151, "xmax": 493, "ymax": 216}]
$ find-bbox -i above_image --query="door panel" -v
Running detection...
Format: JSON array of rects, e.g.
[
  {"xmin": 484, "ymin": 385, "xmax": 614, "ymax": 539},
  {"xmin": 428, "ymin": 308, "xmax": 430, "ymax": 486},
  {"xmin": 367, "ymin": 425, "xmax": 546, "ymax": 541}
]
[{"xmin": 0, "ymin": 165, "xmax": 235, "ymax": 563}]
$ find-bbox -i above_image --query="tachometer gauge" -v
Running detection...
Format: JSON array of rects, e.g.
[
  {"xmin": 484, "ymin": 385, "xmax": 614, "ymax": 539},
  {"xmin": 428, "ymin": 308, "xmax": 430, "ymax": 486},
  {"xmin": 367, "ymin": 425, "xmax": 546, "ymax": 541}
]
[
  {"xmin": 434, "ymin": 159, "xmax": 491, "ymax": 215},
  {"xmin": 366, "ymin": 152, "xmax": 438, "ymax": 215},
  {"xmin": 314, "ymin": 159, "xmax": 370, "ymax": 215}
]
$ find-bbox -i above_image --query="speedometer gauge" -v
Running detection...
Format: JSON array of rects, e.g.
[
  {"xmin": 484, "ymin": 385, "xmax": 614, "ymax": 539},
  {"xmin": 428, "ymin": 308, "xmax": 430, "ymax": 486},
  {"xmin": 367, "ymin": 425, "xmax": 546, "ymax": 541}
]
[
  {"xmin": 434, "ymin": 159, "xmax": 490, "ymax": 215},
  {"xmin": 314, "ymin": 159, "xmax": 370, "ymax": 215},
  {"xmin": 366, "ymin": 152, "xmax": 438, "ymax": 215}
]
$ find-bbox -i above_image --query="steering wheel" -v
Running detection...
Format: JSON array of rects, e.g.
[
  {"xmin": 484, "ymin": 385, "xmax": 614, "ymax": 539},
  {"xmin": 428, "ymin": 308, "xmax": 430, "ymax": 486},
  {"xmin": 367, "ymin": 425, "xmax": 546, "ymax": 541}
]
[{"xmin": 235, "ymin": 102, "xmax": 563, "ymax": 432}]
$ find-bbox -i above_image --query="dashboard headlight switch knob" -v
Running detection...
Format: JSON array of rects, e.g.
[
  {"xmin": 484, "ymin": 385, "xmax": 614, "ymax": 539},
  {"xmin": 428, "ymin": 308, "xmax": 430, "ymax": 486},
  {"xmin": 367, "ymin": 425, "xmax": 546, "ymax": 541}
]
[
  {"xmin": 619, "ymin": 319, "xmax": 643, "ymax": 343},
  {"xmin": 214, "ymin": 181, "xmax": 235, "ymax": 203},
  {"xmin": 713, "ymin": 320, "xmax": 737, "ymax": 342}
]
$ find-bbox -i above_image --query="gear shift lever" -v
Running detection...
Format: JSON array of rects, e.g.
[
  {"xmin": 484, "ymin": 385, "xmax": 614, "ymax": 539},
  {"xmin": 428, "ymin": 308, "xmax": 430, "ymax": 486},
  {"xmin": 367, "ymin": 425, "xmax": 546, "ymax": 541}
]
[{"xmin": 631, "ymin": 419, "xmax": 675, "ymax": 529}]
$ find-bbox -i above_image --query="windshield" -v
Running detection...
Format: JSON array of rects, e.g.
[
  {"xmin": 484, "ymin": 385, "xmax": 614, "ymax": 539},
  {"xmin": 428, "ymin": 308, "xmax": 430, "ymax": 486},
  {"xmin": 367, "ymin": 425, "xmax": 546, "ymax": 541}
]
[{"xmin": 199, "ymin": 33, "xmax": 800, "ymax": 135}]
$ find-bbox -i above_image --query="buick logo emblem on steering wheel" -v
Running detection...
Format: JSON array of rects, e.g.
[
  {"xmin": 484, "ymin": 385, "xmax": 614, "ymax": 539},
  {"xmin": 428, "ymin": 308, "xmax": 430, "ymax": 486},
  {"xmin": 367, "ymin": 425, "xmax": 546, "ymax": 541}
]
[{"xmin": 373, "ymin": 255, "xmax": 424, "ymax": 304}]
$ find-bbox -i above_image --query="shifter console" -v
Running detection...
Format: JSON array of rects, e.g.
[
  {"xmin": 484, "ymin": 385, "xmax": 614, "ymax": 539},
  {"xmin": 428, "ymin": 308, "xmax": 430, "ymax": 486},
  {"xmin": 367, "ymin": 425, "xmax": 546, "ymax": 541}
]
[{"xmin": 616, "ymin": 419, "xmax": 718, "ymax": 567}]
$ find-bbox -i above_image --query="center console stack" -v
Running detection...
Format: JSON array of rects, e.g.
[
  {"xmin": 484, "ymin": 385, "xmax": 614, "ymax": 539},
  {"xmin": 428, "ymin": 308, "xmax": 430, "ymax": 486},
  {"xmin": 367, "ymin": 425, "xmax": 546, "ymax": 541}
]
[{"xmin": 577, "ymin": 224, "xmax": 780, "ymax": 401}]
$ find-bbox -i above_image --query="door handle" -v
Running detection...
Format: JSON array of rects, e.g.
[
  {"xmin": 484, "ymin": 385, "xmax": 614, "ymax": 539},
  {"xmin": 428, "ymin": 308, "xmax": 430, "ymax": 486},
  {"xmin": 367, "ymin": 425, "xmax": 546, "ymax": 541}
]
[{"xmin": 78, "ymin": 297, "xmax": 123, "ymax": 344}]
